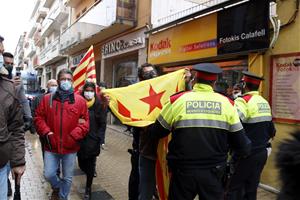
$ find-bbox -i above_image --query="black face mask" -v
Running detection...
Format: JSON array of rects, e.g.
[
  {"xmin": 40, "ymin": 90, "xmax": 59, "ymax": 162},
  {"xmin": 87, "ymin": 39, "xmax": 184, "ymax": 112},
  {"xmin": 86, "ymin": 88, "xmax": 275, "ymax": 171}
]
[
  {"xmin": 4, "ymin": 64, "xmax": 13, "ymax": 79},
  {"xmin": 142, "ymin": 70, "xmax": 157, "ymax": 80}
]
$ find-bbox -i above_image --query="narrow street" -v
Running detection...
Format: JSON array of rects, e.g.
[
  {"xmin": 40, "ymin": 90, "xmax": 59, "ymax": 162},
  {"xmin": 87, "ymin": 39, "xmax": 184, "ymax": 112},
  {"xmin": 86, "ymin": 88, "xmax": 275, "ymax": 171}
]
[{"xmin": 8, "ymin": 126, "xmax": 278, "ymax": 200}]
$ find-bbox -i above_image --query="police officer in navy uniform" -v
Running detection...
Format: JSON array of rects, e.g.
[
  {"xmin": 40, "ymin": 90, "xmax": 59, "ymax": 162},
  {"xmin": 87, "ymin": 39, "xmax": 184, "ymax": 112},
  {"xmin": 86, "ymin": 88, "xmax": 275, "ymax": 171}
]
[
  {"xmin": 226, "ymin": 71, "xmax": 276, "ymax": 200},
  {"xmin": 149, "ymin": 63, "xmax": 251, "ymax": 200}
]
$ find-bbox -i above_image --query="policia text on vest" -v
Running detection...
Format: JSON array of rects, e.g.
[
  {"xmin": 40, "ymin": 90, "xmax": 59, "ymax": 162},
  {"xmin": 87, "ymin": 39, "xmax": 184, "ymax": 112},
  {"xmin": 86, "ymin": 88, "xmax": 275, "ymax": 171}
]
[{"xmin": 186, "ymin": 101, "xmax": 222, "ymax": 115}]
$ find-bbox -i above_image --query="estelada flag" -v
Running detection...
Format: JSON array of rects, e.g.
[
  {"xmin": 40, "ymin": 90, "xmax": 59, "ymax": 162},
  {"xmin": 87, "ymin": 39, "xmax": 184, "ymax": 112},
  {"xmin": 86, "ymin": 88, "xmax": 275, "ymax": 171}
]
[
  {"xmin": 103, "ymin": 69, "xmax": 186, "ymax": 127},
  {"xmin": 104, "ymin": 69, "xmax": 186, "ymax": 199},
  {"xmin": 73, "ymin": 45, "xmax": 96, "ymax": 92}
]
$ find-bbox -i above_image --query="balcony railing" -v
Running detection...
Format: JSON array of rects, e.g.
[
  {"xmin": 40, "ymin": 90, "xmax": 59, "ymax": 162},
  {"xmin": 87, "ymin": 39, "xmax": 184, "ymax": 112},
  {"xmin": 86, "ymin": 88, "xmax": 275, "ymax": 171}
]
[
  {"xmin": 154, "ymin": 0, "xmax": 229, "ymax": 27},
  {"xmin": 28, "ymin": 21, "xmax": 38, "ymax": 38},
  {"xmin": 41, "ymin": 0, "xmax": 68, "ymax": 37},
  {"xmin": 60, "ymin": 22, "xmax": 104, "ymax": 51},
  {"xmin": 35, "ymin": 7, "xmax": 49, "ymax": 22},
  {"xmin": 25, "ymin": 41, "xmax": 37, "ymax": 58},
  {"xmin": 39, "ymin": 38, "xmax": 61, "ymax": 65},
  {"xmin": 60, "ymin": 0, "xmax": 136, "ymax": 52}
]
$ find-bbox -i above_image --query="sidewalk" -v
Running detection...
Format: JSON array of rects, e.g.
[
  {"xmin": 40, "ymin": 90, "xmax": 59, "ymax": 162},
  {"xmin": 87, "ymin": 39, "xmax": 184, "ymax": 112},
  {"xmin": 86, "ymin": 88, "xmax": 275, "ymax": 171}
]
[{"xmin": 9, "ymin": 127, "xmax": 278, "ymax": 200}]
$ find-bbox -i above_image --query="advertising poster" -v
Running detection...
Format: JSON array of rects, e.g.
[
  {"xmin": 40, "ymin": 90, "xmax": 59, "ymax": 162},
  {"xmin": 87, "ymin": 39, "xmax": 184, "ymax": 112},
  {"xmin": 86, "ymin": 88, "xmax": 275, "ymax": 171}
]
[{"xmin": 270, "ymin": 53, "xmax": 300, "ymax": 123}]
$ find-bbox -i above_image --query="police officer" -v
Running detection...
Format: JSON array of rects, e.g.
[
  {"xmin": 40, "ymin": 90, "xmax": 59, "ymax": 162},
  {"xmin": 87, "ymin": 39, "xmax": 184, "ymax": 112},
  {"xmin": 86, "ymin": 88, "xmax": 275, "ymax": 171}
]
[
  {"xmin": 149, "ymin": 63, "xmax": 251, "ymax": 200},
  {"xmin": 226, "ymin": 71, "xmax": 276, "ymax": 200}
]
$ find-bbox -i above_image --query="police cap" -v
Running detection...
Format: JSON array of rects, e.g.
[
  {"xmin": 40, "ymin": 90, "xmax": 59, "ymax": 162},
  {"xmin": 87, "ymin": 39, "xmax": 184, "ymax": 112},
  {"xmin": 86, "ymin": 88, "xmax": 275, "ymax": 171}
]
[
  {"xmin": 192, "ymin": 63, "xmax": 222, "ymax": 81},
  {"xmin": 242, "ymin": 71, "xmax": 264, "ymax": 86}
]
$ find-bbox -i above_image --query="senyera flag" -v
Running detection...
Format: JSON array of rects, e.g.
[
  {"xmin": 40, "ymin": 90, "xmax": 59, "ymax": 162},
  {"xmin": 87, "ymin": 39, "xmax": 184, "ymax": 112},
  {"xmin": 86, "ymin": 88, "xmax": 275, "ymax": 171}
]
[
  {"xmin": 104, "ymin": 69, "xmax": 186, "ymax": 199},
  {"xmin": 73, "ymin": 45, "xmax": 96, "ymax": 92}
]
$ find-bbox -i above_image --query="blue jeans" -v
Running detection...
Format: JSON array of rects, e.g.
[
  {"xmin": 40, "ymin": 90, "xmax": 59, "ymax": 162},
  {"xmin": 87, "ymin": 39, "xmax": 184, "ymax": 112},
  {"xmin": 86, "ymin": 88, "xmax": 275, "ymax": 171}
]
[
  {"xmin": 138, "ymin": 155, "xmax": 156, "ymax": 200},
  {"xmin": 0, "ymin": 163, "xmax": 9, "ymax": 199},
  {"xmin": 44, "ymin": 151, "xmax": 76, "ymax": 200},
  {"xmin": 7, "ymin": 162, "xmax": 10, "ymax": 175}
]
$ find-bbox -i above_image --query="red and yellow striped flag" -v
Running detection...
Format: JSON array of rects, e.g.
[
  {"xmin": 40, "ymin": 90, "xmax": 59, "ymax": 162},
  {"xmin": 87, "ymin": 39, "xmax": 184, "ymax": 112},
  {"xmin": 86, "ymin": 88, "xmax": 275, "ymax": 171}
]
[{"xmin": 73, "ymin": 45, "xmax": 96, "ymax": 91}]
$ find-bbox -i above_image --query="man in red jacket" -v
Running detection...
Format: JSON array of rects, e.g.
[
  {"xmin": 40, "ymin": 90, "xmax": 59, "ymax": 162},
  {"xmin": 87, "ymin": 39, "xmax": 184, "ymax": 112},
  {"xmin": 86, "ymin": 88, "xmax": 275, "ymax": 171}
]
[{"xmin": 34, "ymin": 69, "xmax": 89, "ymax": 200}]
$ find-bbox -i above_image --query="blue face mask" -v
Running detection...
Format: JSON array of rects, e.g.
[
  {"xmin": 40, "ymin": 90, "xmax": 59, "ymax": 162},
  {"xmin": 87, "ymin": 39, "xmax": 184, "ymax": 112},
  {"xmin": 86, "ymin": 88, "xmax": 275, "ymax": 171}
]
[
  {"xmin": 60, "ymin": 80, "xmax": 72, "ymax": 91},
  {"xmin": 0, "ymin": 54, "xmax": 4, "ymax": 69}
]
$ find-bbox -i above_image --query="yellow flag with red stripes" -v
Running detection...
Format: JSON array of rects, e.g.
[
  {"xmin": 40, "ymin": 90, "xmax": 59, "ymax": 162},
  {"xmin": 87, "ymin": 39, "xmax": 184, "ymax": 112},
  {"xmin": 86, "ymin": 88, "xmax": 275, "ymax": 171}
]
[
  {"xmin": 73, "ymin": 45, "xmax": 96, "ymax": 92},
  {"xmin": 103, "ymin": 69, "xmax": 186, "ymax": 127}
]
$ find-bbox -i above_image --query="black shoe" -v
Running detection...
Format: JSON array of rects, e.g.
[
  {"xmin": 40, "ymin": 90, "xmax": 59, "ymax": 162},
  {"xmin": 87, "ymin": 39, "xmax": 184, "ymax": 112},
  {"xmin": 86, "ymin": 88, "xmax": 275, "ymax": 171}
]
[
  {"xmin": 84, "ymin": 187, "xmax": 91, "ymax": 200},
  {"xmin": 7, "ymin": 179, "xmax": 12, "ymax": 197},
  {"xmin": 50, "ymin": 188, "xmax": 59, "ymax": 200},
  {"xmin": 93, "ymin": 171, "xmax": 97, "ymax": 177}
]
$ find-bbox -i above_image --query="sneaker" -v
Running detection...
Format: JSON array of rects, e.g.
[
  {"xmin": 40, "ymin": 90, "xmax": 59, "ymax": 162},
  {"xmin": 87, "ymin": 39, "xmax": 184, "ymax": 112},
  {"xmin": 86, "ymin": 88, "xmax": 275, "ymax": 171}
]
[
  {"xmin": 50, "ymin": 188, "xmax": 59, "ymax": 200},
  {"xmin": 7, "ymin": 179, "xmax": 12, "ymax": 197}
]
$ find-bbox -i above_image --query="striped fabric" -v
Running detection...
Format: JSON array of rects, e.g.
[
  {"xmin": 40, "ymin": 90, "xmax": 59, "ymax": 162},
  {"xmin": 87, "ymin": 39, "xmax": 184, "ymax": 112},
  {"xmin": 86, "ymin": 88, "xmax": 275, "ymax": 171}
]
[{"xmin": 73, "ymin": 45, "xmax": 96, "ymax": 92}]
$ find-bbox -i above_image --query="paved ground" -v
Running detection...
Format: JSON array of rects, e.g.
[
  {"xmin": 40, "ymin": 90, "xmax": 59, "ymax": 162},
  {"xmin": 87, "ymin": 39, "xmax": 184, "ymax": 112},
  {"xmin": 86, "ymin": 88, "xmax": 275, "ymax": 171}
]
[{"xmin": 8, "ymin": 126, "xmax": 278, "ymax": 200}]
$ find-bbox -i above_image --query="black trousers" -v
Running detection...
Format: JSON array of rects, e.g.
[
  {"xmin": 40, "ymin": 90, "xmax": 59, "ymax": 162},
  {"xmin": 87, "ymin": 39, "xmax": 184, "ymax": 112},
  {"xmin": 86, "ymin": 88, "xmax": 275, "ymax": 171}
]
[
  {"xmin": 169, "ymin": 167, "xmax": 224, "ymax": 200},
  {"xmin": 128, "ymin": 150, "xmax": 139, "ymax": 200},
  {"xmin": 78, "ymin": 155, "xmax": 97, "ymax": 188},
  {"xmin": 226, "ymin": 150, "xmax": 267, "ymax": 200}
]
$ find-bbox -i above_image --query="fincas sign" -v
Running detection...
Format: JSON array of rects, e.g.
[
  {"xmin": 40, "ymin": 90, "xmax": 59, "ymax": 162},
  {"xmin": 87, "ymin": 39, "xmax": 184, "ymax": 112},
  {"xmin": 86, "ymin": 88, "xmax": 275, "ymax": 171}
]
[{"xmin": 102, "ymin": 29, "xmax": 146, "ymax": 59}]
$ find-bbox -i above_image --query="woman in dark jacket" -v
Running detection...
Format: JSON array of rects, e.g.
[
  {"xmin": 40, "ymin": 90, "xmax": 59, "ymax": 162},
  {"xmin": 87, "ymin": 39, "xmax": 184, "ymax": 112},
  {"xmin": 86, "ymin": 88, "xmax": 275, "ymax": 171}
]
[{"xmin": 77, "ymin": 81, "xmax": 108, "ymax": 200}]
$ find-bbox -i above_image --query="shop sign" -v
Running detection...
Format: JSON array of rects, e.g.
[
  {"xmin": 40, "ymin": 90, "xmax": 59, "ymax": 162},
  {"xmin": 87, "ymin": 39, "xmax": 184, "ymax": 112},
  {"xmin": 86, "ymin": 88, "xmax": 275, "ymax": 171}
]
[
  {"xmin": 148, "ymin": 13, "xmax": 217, "ymax": 64},
  {"xmin": 217, "ymin": 0, "xmax": 269, "ymax": 55},
  {"xmin": 102, "ymin": 29, "xmax": 146, "ymax": 59},
  {"xmin": 148, "ymin": 0, "xmax": 269, "ymax": 65},
  {"xmin": 270, "ymin": 52, "xmax": 300, "ymax": 124},
  {"xmin": 72, "ymin": 53, "xmax": 85, "ymax": 67}
]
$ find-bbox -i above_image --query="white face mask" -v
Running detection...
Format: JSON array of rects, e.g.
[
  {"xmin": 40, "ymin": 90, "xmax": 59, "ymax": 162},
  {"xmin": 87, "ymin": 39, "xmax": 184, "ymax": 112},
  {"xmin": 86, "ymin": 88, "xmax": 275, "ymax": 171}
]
[
  {"xmin": 233, "ymin": 92, "xmax": 242, "ymax": 99},
  {"xmin": 48, "ymin": 86, "xmax": 57, "ymax": 93},
  {"xmin": 84, "ymin": 91, "xmax": 95, "ymax": 100}
]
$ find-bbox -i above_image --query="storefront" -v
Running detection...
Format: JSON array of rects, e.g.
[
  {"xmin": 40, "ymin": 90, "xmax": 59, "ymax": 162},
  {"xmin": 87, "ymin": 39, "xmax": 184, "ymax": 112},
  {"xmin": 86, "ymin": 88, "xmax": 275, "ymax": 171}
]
[
  {"xmin": 101, "ymin": 28, "xmax": 148, "ymax": 124},
  {"xmin": 148, "ymin": 0, "xmax": 269, "ymax": 96},
  {"xmin": 148, "ymin": 0, "xmax": 291, "ymax": 189},
  {"xmin": 101, "ymin": 28, "xmax": 147, "ymax": 88}
]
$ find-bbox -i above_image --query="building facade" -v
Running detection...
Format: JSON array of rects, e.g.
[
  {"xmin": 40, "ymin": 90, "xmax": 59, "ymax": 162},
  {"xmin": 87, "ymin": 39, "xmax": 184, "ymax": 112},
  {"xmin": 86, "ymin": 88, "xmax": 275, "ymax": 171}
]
[
  {"xmin": 148, "ymin": 0, "xmax": 300, "ymax": 190},
  {"xmin": 38, "ymin": 0, "xmax": 69, "ymax": 88}
]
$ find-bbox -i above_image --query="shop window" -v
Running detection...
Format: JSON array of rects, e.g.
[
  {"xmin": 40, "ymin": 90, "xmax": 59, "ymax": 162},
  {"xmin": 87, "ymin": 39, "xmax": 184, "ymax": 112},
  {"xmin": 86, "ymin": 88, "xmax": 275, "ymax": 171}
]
[
  {"xmin": 162, "ymin": 59, "xmax": 248, "ymax": 97},
  {"xmin": 216, "ymin": 60, "xmax": 248, "ymax": 97},
  {"xmin": 113, "ymin": 60, "xmax": 138, "ymax": 88},
  {"xmin": 112, "ymin": 60, "xmax": 138, "ymax": 126}
]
